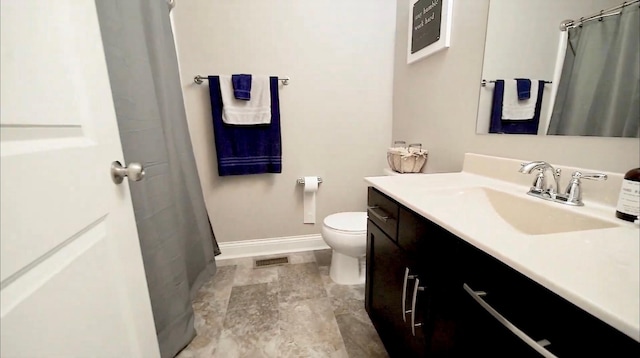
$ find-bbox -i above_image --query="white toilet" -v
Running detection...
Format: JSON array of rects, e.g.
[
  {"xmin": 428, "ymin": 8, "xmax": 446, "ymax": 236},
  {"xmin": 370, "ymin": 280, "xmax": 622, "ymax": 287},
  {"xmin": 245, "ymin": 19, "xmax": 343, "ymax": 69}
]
[
  {"xmin": 321, "ymin": 169, "xmax": 423, "ymax": 285},
  {"xmin": 321, "ymin": 211, "xmax": 367, "ymax": 285}
]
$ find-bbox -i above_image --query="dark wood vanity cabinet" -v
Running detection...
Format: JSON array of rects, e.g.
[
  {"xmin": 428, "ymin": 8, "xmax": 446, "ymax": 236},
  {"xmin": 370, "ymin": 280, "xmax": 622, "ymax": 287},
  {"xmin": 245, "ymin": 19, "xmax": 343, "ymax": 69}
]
[
  {"xmin": 366, "ymin": 187, "xmax": 461, "ymax": 357},
  {"xmin": 366, "ymin": 220, "xmax": 426, "ymax": 356},
  {"xmin": 366, "ymin": 187, "xmax": 640, "ymax": 358}
]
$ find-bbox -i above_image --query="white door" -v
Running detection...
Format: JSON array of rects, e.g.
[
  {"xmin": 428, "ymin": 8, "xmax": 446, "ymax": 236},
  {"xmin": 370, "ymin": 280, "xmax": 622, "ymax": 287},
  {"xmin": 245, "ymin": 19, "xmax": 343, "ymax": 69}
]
[{"xmin": 0, "ymin": 1, "xmax": 160, "ymax": 357}]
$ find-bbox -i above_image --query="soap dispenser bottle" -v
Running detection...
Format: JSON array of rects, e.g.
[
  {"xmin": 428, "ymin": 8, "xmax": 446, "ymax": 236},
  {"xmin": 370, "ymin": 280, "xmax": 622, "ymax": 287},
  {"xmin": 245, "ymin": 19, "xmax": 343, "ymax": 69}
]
[{"xmin": 616, "ymin": 168, "xmax": 640, "ymax": 222}]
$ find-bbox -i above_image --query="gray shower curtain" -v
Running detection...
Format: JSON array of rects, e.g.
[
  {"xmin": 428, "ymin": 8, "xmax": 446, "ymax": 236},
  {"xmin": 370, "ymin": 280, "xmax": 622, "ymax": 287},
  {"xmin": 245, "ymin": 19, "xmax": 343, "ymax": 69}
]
[
  {"xmin": 548, "ymin": 4, "xmax": 639, "ymax": 137},
  {"xmin": 95, "ymin": 1, "xmax": 220, "ymax": 357}
]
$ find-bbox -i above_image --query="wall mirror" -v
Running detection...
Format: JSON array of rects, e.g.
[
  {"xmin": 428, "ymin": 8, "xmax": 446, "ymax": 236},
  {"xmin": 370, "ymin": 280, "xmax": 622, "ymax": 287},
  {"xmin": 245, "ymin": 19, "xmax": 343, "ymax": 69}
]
[{"xmin": 476, "ymin": 0, "xmax": 639, "ymax": 137}]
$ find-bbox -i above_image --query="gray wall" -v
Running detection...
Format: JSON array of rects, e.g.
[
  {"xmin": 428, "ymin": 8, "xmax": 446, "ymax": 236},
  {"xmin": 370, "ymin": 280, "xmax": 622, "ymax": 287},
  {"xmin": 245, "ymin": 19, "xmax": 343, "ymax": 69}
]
[
  {"xmin": 172, "ymin": 0, "xmax": 396, "ymax": 243},
  {"xmin": 393, "ymin": 0, "xmax": 640, "ymax": 174}
]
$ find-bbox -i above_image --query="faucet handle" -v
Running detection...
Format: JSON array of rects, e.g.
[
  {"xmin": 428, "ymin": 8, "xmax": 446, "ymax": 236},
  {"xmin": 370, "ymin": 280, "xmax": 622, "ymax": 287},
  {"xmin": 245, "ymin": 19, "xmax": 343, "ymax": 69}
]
[
  {"xmin": 571, "ymin": 171, "xmax": 607, "ymax": 181},
  {"xmin": 564, "ymin": 171, "xmax": 607, "ymax": 206}
]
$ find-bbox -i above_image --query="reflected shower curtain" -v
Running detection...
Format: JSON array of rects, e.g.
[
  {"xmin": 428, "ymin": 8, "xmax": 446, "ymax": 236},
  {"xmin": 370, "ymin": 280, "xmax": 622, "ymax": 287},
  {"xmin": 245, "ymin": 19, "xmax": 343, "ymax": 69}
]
[
  {"xmin": 548, "ymin": 4, "xmax": 639, "ymax": 137},
  {"xmin": 95, "ymin": 1, "xmax": 221, "ymax": 357}
]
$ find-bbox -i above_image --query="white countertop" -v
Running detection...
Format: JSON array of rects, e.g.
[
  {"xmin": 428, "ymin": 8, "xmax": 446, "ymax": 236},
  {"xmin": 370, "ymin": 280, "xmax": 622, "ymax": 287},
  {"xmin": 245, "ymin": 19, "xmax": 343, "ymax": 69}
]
[{"xmin": 365, "ymin": 171, "xmax": 640, "ymax": 342}]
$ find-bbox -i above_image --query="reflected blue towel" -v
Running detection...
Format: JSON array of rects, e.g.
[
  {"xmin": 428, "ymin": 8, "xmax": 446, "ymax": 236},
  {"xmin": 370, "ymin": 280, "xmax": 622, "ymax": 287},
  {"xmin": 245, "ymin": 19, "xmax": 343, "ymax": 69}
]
[
  {"xmin": 515, "ymin": 78, "xmax": 531, "ymax": 100},
  {"xmin": 489, "ymin": 80, "xmax": 544, "ymax": 135},
  {"xmin": 232, "ymin": 74, "xmax": 252, "ymax": 101},
  {"xmin": 208, "ymin": 76, "xmax": 281, "ymax": 176}
]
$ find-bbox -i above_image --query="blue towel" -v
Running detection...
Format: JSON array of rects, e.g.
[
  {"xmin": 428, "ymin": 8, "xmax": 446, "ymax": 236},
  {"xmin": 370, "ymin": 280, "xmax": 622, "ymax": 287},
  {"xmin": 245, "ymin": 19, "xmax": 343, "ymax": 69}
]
[
  {"xmin": 231, "ymin": 74, "xmax": 252, "ymax": 101},
  {"xmin": 515, "ymin": 78, "xmax": 531, "ymax": 100},
  {"xmin": 489, "ymin": 80, "xmax": 545, "ymax": 135},
  {"xmin": 208, "ymin": 76, "xmax": 282, "ymax": 176}
]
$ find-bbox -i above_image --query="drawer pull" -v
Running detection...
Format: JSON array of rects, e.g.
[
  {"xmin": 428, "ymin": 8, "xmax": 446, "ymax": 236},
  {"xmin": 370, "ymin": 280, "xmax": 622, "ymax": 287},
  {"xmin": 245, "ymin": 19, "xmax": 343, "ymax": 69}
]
[
  {"xmin": 537, "ymin": 339, "xmax": 552, "ymax": 348},
  {"xmin": 463, "ymin": 283, "xmax": 557, "ymax": 358},
  {"xmin": 367, "ymin": 206, "xmax": 391, "ymax": 223},
  {"xmin": 411, "ymin": 278, "xmax": 425, "ymax": 336},
  {"xmin": 402, "ymin": 267, "xmax": 417, "ymax": 322}
]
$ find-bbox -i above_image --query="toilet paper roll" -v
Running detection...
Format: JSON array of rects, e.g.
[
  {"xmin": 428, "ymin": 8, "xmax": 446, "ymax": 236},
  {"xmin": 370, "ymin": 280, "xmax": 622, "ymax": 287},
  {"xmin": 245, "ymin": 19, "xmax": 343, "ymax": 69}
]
[
  {"xmin": 303, "ymin": 176, "xmax": 319, "ymax": 223},
  {"xmin": 303, "ymin": 176, "xmax": 318, "ymax": 192}
]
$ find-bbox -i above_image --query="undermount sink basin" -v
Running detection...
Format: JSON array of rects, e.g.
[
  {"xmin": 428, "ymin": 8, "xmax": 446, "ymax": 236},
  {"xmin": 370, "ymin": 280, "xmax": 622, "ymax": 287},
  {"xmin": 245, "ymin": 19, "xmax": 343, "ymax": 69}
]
[{"xmin": 444, "ymin": 187, "xmax": 619, "ymax": 235}]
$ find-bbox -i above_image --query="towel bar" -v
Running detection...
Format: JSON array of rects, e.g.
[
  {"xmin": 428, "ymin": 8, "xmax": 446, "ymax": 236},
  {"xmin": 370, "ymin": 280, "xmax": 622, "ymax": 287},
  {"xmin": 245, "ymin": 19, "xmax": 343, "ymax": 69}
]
[
  {"xmin": 194, "ymin": 75, "xmax": 290, "ymax": 86},
  {"xmin": 297, "ymin": 177, "xmax": 323, "ymax": 185},
  {"xmin": 481, "ymin": 79, "xmax": 552, "ymax": 87}
]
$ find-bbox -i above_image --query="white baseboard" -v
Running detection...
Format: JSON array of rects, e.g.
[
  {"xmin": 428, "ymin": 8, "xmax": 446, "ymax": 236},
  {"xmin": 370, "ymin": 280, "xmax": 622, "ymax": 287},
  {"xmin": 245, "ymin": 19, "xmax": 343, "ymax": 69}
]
[{"xmin": 216, "ymin": 234, "xmax": 330, "ymax": 260}]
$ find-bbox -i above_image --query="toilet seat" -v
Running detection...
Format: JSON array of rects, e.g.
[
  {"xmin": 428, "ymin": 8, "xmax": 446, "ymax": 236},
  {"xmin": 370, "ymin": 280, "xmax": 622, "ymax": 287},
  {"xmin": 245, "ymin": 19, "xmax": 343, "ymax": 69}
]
[{"xmin": 323, "ymin": 212, "xmax": 367, "ymax": 233}]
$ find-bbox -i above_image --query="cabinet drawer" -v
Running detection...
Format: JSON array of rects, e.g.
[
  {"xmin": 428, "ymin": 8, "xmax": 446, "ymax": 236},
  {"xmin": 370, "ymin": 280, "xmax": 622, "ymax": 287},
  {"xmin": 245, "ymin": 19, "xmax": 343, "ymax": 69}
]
[
  {"xmin": 367, "ymin": 187, "xmax": 398, "ymax": 241},
  {"xmin": 460, "ymin": 240, "xmax": 640, "ymax": 357}
]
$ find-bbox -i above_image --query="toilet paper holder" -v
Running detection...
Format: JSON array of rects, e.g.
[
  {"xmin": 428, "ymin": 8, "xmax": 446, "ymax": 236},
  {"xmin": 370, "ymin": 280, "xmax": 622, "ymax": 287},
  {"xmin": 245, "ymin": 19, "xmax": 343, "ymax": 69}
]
[{"xmin": 297, "ymin": 177, "xmax": 323, "ymax": 185}]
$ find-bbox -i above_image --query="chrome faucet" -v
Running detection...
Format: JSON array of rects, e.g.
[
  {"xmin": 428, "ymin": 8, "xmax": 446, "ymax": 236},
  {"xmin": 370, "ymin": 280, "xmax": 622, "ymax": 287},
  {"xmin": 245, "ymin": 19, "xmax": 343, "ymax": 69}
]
[
  {"xmin": 518, "ymin": 161, "xmax": 562, "ymax": 196},
  {"xmin": 519, "ymin": 161, "xmax": 607, "ymax": 206}
]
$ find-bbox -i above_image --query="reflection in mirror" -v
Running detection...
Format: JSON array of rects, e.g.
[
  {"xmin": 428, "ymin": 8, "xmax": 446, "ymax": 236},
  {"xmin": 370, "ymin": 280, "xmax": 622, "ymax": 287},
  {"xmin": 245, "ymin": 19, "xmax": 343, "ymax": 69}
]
[
  {"xmin": 476, "ymin": 0, "xmax": 639, "ymax": 137},
  {"xmin": 548, "ymin": 2, "xmax": 639, "ymax": 137}
]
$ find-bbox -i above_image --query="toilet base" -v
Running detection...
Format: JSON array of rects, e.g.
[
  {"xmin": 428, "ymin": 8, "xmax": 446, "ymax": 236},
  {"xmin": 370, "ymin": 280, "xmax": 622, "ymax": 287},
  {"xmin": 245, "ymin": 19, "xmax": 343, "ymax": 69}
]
[{"xmin": 329, "ymin": 250, "xmax": 365, "ymax": 285}]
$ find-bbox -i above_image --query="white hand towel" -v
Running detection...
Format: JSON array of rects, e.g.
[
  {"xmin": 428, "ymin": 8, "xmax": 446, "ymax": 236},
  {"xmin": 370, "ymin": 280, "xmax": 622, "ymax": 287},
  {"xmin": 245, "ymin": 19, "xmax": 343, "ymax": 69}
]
[
  {"xmin": 501, "ymin": 80, "xmax": 539, "ymax": 120},
  {"xmin": 219, "ymin": 75, "xmax": 271, "ymax": 125}
]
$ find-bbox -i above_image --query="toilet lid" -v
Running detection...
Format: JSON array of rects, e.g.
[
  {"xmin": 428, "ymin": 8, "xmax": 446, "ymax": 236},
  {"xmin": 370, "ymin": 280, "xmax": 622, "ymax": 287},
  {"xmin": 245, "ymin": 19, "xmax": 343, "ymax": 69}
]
[{"xmin": 324, "ymin": 212, "xmax": 367, "ymax": 232}]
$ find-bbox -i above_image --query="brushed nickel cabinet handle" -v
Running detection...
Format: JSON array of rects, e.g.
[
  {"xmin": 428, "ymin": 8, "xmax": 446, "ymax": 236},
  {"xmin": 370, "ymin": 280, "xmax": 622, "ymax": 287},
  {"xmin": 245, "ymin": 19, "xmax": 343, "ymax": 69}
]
[
  {"xmin": 463, "ymin": 283, "xmax": 557, "ymax": 358},
  {"xmin": 411, "ymin": 278, "xmax": 425, "ymax": 336},
  {"xmin": 402, "ymin": 267, "xmax": 417, "ymax": 322},
  {"xmin": 367, "ymin": 206, "xmax": 390, "ymax": 222}
]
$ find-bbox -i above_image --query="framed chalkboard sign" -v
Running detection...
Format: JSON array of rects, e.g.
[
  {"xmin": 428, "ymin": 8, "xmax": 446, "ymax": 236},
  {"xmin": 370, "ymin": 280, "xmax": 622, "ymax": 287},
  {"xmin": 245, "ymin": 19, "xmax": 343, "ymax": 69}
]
[{"xmin": 407, "ymin": 0, "xmax": 454, "ymax": 64}]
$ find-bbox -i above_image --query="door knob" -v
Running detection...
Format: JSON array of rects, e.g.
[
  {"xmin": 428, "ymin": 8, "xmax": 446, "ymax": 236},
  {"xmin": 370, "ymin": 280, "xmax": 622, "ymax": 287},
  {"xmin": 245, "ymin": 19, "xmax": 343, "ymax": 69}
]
[{"xmin": 111, "ymin": 161, "xmax": 145, "ymax": 184}]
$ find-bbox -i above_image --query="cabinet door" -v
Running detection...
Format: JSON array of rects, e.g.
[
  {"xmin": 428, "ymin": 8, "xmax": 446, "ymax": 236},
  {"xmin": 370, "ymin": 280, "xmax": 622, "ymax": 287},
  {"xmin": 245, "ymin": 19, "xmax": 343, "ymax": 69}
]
[
  {"xmin": 399, "ymin": 208, "xmax": 462, "ymax": 285},
  {"xmin": 398, "ymin": 209, "xmax": 459, "ymax": 356},
  {"xmin": 366, "ymin": 220, "xmax": 406, "ymax": 355},
  {"xmin": 366, "ymin": 220, "xmax": 424, "ymax": 357}
]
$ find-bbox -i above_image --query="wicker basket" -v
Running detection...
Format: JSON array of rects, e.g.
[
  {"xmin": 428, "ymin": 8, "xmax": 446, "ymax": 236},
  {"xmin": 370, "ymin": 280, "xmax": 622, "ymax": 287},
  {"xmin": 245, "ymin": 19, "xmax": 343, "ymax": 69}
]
[{"xmin": 387, "ymin": 144, "xmax": 428, "ymax": 173}]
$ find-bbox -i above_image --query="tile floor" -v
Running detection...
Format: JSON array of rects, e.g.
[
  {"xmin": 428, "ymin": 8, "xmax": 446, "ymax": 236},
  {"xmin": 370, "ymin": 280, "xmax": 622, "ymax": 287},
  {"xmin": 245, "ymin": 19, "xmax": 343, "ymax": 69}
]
[{"xmin": 177, "ymin": 250, "xmax": 388, "ymax": 358}]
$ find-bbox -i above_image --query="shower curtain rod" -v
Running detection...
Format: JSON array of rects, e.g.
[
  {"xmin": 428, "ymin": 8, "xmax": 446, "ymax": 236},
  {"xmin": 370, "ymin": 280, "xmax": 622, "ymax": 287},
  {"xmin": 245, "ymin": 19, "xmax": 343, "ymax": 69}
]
[
  {"xmin": 194, "ymin": 75, "xmax": 290, "ymax": 86},
  {"xmin": 561, "ymin": 0, "xmax": 639, "ymax": 30}
]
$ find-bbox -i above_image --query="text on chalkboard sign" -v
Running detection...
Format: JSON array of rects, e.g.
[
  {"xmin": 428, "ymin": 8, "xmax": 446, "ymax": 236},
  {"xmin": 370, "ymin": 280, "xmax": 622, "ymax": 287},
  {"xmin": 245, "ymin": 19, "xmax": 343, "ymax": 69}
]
[{"xmin": 411, "ymin": 0, "xmax": 442, "ymax": 54}]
